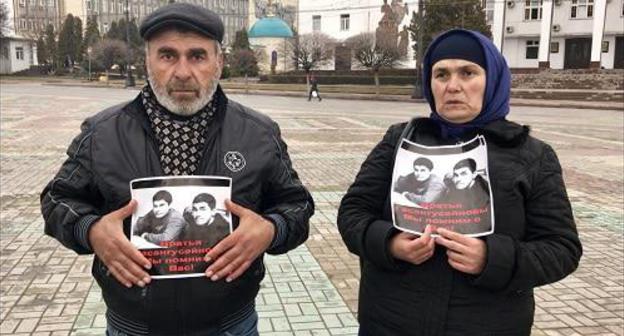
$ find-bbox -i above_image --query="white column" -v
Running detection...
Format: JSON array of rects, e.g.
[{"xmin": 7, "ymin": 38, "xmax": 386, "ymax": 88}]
[
  {"xmin": 32, "ymin": 42, "xmax": 39, "ymax": 66},
  {"xmin": 590, "ymin": 0, "xmax": 607, "ymax": 67},
  {"xmin": 492, "ymin": 0, "xmax": 506, "ymax": 52},
  {"xmin": 538, "ymin": 0, "xmax": 554, "ymax": 68}
]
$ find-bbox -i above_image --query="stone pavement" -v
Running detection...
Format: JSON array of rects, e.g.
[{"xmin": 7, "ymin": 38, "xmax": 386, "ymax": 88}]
[{"xmin": 1, "ymin": 82, "xmax": 623, "ymax": 335}]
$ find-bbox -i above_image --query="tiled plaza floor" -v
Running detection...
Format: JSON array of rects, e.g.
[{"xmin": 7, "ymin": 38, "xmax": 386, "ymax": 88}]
[{"xmin": 1, "ymin": 83, "xmax": 622, "ymax": 335}]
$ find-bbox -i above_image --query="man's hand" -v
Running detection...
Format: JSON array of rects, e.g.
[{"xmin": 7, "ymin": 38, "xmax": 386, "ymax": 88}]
[
  {"xmin": 389, "ymin": 225, "xmax": 435, "ymax": 265},
  {"xmin": 435, "ymin": 228, "xmax": 487, "ymax": 275},
  {"xmin": 204, "ymin": 199, "xmax": 275, "ymax": 283},
  {"xmin": 89, "ymin": 200, "xmax": 152, "ymax": 288}
]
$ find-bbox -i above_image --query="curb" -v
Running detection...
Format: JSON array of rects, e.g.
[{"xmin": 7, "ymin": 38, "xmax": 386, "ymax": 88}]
[{"xmin": 19, "ymin": 81, "xmax": 624, "ymax": 111}]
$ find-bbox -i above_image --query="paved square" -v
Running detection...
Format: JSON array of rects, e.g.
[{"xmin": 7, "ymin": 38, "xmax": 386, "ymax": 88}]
[{"xmin": 1, "ymin": 82, "xmax": 622, "ymax": 335}]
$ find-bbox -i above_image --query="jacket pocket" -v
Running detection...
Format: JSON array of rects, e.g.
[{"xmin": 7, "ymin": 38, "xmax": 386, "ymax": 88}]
[{"xmin": 92, "ymin": 258, "xmax": 151, "ymax": 321}]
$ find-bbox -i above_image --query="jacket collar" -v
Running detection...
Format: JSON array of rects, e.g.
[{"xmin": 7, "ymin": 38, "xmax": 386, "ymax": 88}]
[
  {"xmin": 480, "ymin": 119, "xmax": 530, "ymax": 147},
  {"xmin": 414, "ymin": 117, "xmax": 529, "ymax": 146}
]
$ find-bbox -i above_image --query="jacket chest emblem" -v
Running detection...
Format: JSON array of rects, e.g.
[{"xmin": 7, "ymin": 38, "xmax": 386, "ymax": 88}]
[{"xmin": 224, "ymin": 151, "xmax": 246, "ymax": 172}]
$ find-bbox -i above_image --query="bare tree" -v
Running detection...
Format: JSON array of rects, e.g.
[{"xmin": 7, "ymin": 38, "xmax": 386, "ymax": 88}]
[
  {"xmin": 346, "ymin": 32, "xmax": 404, "ymax": 96},
  {"xmin": 288, "ymin": 32, "xmax": 334, "ymax": 87},
  {"xmin": 0, "ymin": 2, "xmax": 9, "ymax": 38},
  {"xmin": 92, "ymin": 39, "xmax": 128, "ymax": 80}
]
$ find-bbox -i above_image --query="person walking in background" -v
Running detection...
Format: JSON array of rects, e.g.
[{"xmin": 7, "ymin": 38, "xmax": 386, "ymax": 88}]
[{"xmin": 308, "ymin": 75, "xmax": 322, "ymax": 101}]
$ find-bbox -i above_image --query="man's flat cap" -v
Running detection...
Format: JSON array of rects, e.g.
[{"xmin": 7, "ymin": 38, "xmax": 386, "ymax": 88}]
[{"xmin": 139, "ymin": 3, "xmax": 224, "ymax": 43}]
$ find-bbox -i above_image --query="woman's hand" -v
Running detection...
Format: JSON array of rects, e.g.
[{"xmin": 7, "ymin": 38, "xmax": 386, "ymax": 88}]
[
  {"xmin": 435, "ymin": 228, "xmax": 487, "ymax": 275},
  {"xmin": 389, "ymin": 225, "xmax": 435, "ymax": 265}
]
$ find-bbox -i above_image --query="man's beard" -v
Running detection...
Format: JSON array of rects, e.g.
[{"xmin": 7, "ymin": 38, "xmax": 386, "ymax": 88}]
[{"xmin": 147, "ymin": 70, "xmax": 219, "ymax": 117}]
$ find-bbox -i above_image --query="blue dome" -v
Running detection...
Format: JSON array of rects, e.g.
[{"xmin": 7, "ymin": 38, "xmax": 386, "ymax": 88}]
[{"xmin": 248, "ymin": 17, "xmax": 293, "ymax": 38}]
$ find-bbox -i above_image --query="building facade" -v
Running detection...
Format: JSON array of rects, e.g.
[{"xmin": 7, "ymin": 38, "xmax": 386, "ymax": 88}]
[
  {"xmin": 489, "ymin": 0, "xmax": 624, "ymax": 69},
  {"xmin": 71, "ymin": 0, "xmax": 249, "ymax": 47},
  {"xmin": 298, "ymin": 0, "xmax": 415, "ymax": 70},
  {"xmin": 1, "ymin": 0, "xmax": 47, "ymax": 74},
  {"xmin": 0, "ymin": 36, "xmax": 38, "ymax": 74},
  {"xmin": 250, "ymin": 0, "xmax": 297, "ymax": 29},
  {"xmin": 8, "ymin": 0, "xmax": 63, "ymax": 37},
  {"xmin": 248, "ymin": 0, "xmax": 297, "ymax": 73}
]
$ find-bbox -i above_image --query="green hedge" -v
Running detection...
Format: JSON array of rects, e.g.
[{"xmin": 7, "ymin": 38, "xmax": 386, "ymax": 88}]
[
  {"xmin": 265, "ymin": 69, "xmax": 418, "ymax": 85},
  {"xmin": 268, "ymin": 74, "xmax": 417, "ymax": 85}
]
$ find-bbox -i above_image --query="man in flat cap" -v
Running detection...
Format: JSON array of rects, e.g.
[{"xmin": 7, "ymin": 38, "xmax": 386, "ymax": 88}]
[{"xmin": 40, "ymin": 3, "xmax": 314, "ymax": 335}]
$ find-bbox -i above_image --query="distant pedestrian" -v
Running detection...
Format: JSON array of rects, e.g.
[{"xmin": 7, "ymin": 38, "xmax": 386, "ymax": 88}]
[{"xmin": 308, "ymin": 75, "xmax": 322, "ymax": 101}]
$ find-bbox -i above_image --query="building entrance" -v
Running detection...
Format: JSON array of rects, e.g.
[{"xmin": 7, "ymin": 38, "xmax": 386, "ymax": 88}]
[
  {"xmin": 614, "ymin": 36, "xmax": 624, "ymax": 69},
  {"xmin": 564, "ymin": 38, "xmax": 591, "ymax": 69}
]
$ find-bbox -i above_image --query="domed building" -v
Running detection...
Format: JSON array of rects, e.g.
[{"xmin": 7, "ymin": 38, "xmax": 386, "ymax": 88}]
[{"xmin": 248, "ymin": 0, "xmax": 296, "ymax": 74}]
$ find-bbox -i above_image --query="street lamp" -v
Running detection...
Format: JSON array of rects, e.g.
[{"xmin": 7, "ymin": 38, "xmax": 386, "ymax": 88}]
[
  {"xmin": 411, "ymin": 0, "xmax": 425, "ymax": 99},
  {"xmin": 125, "ymin": 0, "xmax": 135, "ymax": 87},
  {"xmin": 87, "ymin": 46, "xmax": 92, "ymax": 81}
]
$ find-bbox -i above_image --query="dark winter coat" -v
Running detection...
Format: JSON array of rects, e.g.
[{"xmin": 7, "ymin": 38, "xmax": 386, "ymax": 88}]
[
  {"xmin": 40, "ymin": 86, "xmax": 314, "ymax": 335},
  {"xmin": 338, "ymin": 117, "xmax": 582, "ymax": 336}
]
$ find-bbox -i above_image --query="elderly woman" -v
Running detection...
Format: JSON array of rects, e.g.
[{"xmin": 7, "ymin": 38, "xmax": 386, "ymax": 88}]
[{"xmin": 337, "ymin": 29, "xmax": 582, "ymax": 335}]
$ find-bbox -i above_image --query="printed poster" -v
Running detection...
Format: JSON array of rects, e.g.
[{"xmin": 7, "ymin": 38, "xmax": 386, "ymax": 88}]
[
  {"xmin": 391, "ymin": 136, "xmax": 495, "ymax": 237},
  {"xmin": 130, "ymin": 176, "xmax": 232, "ymax": 279}
]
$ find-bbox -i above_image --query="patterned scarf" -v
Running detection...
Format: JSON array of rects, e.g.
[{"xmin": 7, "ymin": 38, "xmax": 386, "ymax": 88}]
[{"xmin": 141, "ymin": 84, "xmax": 217, "ymax": 175}]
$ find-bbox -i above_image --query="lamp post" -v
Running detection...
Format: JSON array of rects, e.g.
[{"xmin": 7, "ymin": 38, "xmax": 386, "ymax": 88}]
[
  {"xmin": 411, "ymin": 0, "xmax": 425, "ymax": 99},
  {"xmin": 125, "ymin": 0, "xmax": 135, "ymax": 87},
  {"xmin": 87, "ymin": 46, "xmax": 92, "ymax": 81}
]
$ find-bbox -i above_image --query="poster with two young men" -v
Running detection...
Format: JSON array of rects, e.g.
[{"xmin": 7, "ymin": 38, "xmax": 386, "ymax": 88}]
[
  {"xmin": 130, "ymin": 176, "xmax": 232, "ymax": 279},
  {"xmin": 391, "ymin": 136, "xmax": 495, "ymax": 237}
]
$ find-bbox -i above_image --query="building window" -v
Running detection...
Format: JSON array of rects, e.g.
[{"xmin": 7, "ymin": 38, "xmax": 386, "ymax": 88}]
[
  {"xmin": 19, "ymin": 19, "xmax": 27, "ymax": 29},
  {"xmin": 526, "ymin": 40, "xmax": 539, "ymax": 59},
  {"xmin": 550, "ymin": 42, "xmax": 559, "ymax": 53},
  {"xmin": 19, "ymin": 0, "xmax": 26, "ymax": 7},
  {"xmin": 484, "ymin": 0, "xmax": 495, "ymax": 22},
  {"xmin": 602, "ymin": 41, "xmax": 609, "ymax": 52},
  {"xmin": 571, "ymin": 0, "xmax": 594, "ymax": 18},
  {"xmin": 524, "ymin": 0, "xmax": 543, "ymax": 20},
  {"xmin": 16, "ymin": 47, "xmax": 25, "ymax": 60},
  {"xmin": 340, "ymin": 14, "xmax": 350, "ymax": 31},
  {"xmin": 312, "ymin": 15, "xmax": 321, "ymax": 31}
]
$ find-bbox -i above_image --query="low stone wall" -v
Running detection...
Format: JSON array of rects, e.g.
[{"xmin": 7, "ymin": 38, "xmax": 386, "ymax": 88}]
[
  {"xmin": 512, "ymin": 70, "xmax": 624, "ymax": 90},
  {"xmin": 267, "ymin": 69, "xmax": 624, "ymax": 91}
]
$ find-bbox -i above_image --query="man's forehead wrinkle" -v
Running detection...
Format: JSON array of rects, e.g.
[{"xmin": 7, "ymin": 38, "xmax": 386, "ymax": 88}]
[
  {"xmin": 189, "ymin": 48, "xmax": 208, "ymax": 54},
  {"xmin": 155, "ymin": 45, "xmax": 211, "ymax": 57},
  {"xmin": 157, "ymin": 46, "xmax": 177, "ymax": 53},
  {"xmin": 150, "ymin": 32, "xmax": 214, "ymax": 45}
]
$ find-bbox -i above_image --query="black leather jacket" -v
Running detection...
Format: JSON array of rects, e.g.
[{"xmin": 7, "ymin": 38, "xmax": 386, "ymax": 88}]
[
  {"xmin": 41, "ymin": 87, "xmax": 314, "ymax": 334},
  {"xmin": 338, "ymin": 117, "xmax": 582, "ymax": 336}
]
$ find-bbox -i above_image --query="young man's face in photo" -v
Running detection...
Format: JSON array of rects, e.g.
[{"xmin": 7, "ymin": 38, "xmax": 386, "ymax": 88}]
[
  {"xmin": 192, "ymin": 202, "xmax": 214, "ymax": 225},
  {"xmin": 153, "ymin": 199, "xmax": 170, "ymax": 218},
  {"xmin": 452, "ymin": 167, "xmax": 477, "ymax": 190},
  {"xmin": 413, "ymin": 165, "xmax": 432, "ymax": 182}
]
